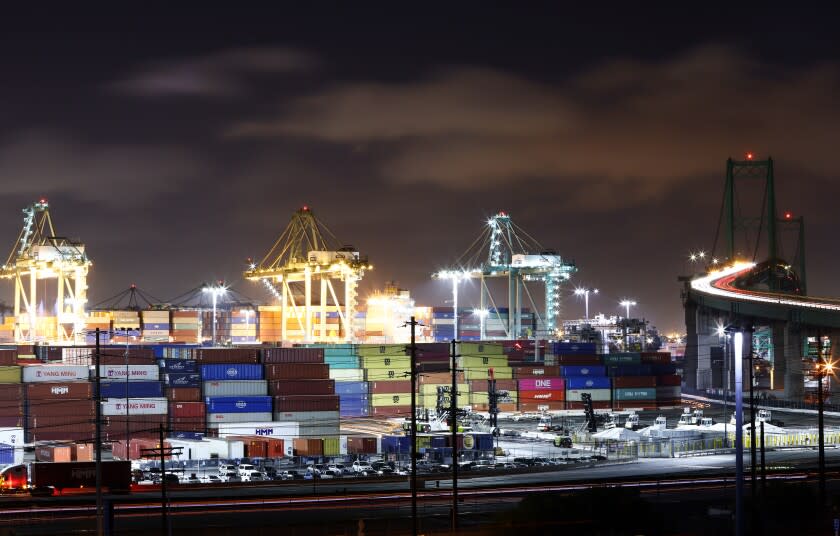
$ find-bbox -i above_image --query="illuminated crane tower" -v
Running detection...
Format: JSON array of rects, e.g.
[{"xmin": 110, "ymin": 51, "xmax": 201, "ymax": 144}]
[
  {"xmin": 433, "ymin": 211, "xmax": 576, "ymax": 338},
  {"xmin": 244, "ymin": 206, "xmax": 371, "ymax": 342},
  {"xmin": 0, "ymin": 199, "xmax": 91, "ymax": 343}
]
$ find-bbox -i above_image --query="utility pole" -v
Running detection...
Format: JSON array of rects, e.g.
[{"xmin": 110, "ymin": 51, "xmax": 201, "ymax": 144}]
[
  {"xmin": 818, "ymin": 331, "xmax": 826, "ymax": 508},
  {"xmin": 760, "ymin": 420, "xmax": 766, "ymax": 492},
  {"xmin": 450, "ymin": 339, "xmax": 459, "ymax": 531},
  {"xmin": 140, "ymin": 424, "xmax": 180, "ymax": 536},
  {"xmin": 95, "ymin": 328, "xmax": 104, "ymax": 536},
  {"xmin": 408, "ymin": 316, "xmax": 418, "ymax": 536}
]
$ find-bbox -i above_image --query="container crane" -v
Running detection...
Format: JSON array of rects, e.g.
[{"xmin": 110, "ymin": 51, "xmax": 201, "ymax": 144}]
[
  {"xmin": 433, "ymin": 211, "xmax": 575, "ymax": 338},
  {"xmin": 0, "ymin": 199, "xmax": 91, "ymax": 343},
  {"xmin": 244, "ymin": 206, "xmax": 371, "ymax": 342}
]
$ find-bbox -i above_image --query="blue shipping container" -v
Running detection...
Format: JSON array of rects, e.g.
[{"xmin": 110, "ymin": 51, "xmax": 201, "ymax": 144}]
[
  {"xmin": 431, "ymin": 436, "xmax": 447, "ymax": 448},
  {"xmin": 561, "ymin": 365, "xmax": 606, "ymax": 377},
  {"xmin": 159, "ymin": 359, "xmax": 198, "ymax": 373},
  {"xmin": 169, "ymin": 431, "xmax": 204, "ymax": 440},
  {"xmin": 166, "ymin": 373, "xmax": 201, "ymax": 387},
  {"xmin": 205, "ymin": 396, "xmax": 273, "ymax": 413},
  {"xmin": 380, "ymin": 435, "xmax": 410, "ymax": 454},
  {"xmin": 334, "ymin": 381, "xmax": 369, "ymax": 395},
  {"xmin": 552, "ymin": 342, "xmax": 596, "ymax": 355},
  {"xmin": 143, "ymin": 323, "xmax": 170, "ymax": 330},
  {"xmin": 608, "ymin": 364, "xmax": 653, "ymax": 377},
  {"xmin": 100, "ymin": 381, "xmax": 164, "ymax": 398},
  {"xmin": 340, "ymin": 407, "xmax": 371, "ymax": 417},
  {"xmin": 565, "ymin": 376, "xmax": 611, "ymax": 390},
  {"xmin": 200, "ymin": 364, "xmax": 263, "ymax": 381},
  {"xmin": 0, "ymin": 443, "xmax": 14, "ymax": 465}
]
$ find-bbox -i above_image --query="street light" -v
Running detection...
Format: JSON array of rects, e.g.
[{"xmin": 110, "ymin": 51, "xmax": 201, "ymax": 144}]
[
  {"xmin": 619, "ymin": 300, "xmax": 637, "ymax": 351},
  {"xmin": 574, "ymin": 287, "xmax": 599, "ymax": 320},
  {"xmin": 619, "ymin": 299, "xmax": 636, "ymax": 320},
  {"xmin": 435, "ymin": 270, "xmax": 470, "ymax": 339},
  {"xmin": 242, "ymin": 309, "xmax": 253, "ymax": 343},
  {"xmin": 202, "ymin": 283, "xmax": 227, "ymax": 345},
  {"xmin": 474, "ymin": 308, "xmax": 489, "ymax": 339}
]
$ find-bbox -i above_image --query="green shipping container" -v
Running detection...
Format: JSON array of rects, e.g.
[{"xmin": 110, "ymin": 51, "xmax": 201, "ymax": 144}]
[
  {"xmin": 458, "ymin": 342, "xmax": 504, "ymax": 355},
  {"xmin": 0, "ymin": 366, "xmax": 21, "ymax": 383},
  {"xmin": 322, "ymin": 436, "xmax": 341, "ymax": 457},
  {"xmin": 614, "ymin": 387, "xmax": 657, "ymax": 401},
  {"xmin": 602, "ymin": 353, "xmax": 642, "ymax": 365},
  {"xmin": 418, "ymin": 394, "xmax": 472, "ymax": 408},
  {"xmin": 460, "ymin": 355, "xmax": 509, "ymax": 368},
  {"xmin": 361, "ymin": 356, "xmax": 411, "ymax": 369},
  {"xmin": 364, "ymin": 367, "xmax": 410, "ymax": 382},
  {"xmin": 357, "ymin": 344, "xmax": 407, "ymax": 357},
  {"xmin": 371, "ymin": 393, "xmax": 411, "ymax": 407}
]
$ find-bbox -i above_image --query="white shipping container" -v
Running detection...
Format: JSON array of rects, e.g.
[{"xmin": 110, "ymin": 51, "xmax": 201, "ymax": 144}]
[
  {"xmin": 206, "ymin": 412, "xmax": 273, "ymax": 424},
  {"xmin": 0, "ymin": 426, "xmax": 24, "ymax": 464},
  {"xmin": 565, "ymin": 388, "xmax": 612, "ymax": 402},
  {"xmin": 100, "ymin": 365, "xmax": 159, "ymax": 381},
  {"xmin": 102, "ymin": 398, "xmax": 168, "ymax": 415},
  {"xmin": 202, "ymin": 380, "xmax": 268, "ymax": 397},
  {"xmin": 200, "ymin": 437, "xmax": 245, "ymax": 459},
  {"xmin": 214, "ymin": 421, "xmax": 300, "ymax": 439},
  {"xmin": 141, "ymin": 330, "xmax": 169, "ymax": 337},
  {"xmin": 329, "ymin": 369, "xmax": 364, "ymax": 381},
  {"xmin": 271, "ymin": 410, "xmax": 340, "ymax": 424},
  {"xmin": 339, "ymin": 435, "xmax": 348, "ymax": 456},
  {"xmin": 166, "ymin": 439, "xmax": 214, "ymax": 461},
  {"xmin": 23, "ymin": 365, "xmax": 89, "ymax": 383}
]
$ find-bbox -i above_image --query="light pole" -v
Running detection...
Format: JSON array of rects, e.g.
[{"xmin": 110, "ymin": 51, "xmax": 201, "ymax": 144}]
[
  {"xmin": 435, "ymin": 271, "xmax": 469, "ymax": 340},
  {"xmin": 474, "ymin": 308, "xmax": 489, "ymax": 340},
  {"xmin": 202, "ymin": 283, "xmax": 227, "ymax": 345},
  {"xmin": 242, "ymin": 309, "xmax": 253, "ymax": 343},
  {"xmin": 574, "ymin": 287, "xmax": 599, "ymax": 320},
  {"xmin": 734, "ymin": 331, "xmax": 745, "ymax": 536},
  {"xmin": 619, "ymin": 299, "xmax": 636, "ymax": 351}
]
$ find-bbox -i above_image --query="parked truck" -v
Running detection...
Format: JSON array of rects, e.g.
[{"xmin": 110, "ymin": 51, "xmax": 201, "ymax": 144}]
[{"xmin": 0, "ymin": 461, "xmax": 131, "ymax": 494}]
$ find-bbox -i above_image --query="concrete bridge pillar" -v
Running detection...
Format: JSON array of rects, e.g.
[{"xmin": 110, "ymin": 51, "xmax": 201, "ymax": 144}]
[
  {"xmin": 683, "ymin": 301, "xmax": 717, "ymax": 391},
  {"xmin": 683, "ymin": 300, "xmax": 699, "ymax": 391},
  {"xmin": 771, "ymin": 321, "xmax": 804, "ymax": 401}
]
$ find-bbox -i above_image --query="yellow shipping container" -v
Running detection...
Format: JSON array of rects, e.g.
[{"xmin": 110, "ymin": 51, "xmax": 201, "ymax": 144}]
[
  {"xmin": 0, "ymin": 366, "xmax": 22, "ymax": 383},
  {"xmin": 418, "ymin": 394, "xmax": 471, "ymax": 408},
  {"xmin": 464, "ymin": 366, "xmax": 513, "ymax": 380},
  {"xmin": 322, "ymin": 436, "xmax": 341, "ymax": 457},
  {"xmin": 458, "ymin": 342, "xmax": 504, "ymax": 355},
  {"xmin": 371, "ymin": 393, "xmax": 411, "ymax": 407},
  {"xmin": 361, "ymin": 356, "xmax": 411, "ymax": 369},
  {"xmin": 364, "ymin": 368, "xmax": 410, "ymax": 382},
  {"xmin": 357, "ymin": 344, "xmax": 407, "ymax": 357},
  {"xmin": 419, "ymin": 383, "xmax": 469, "ymax": 396},
  {"xmin": 460, "ymin": 355, "xmax": 509, "ymax": 368}
]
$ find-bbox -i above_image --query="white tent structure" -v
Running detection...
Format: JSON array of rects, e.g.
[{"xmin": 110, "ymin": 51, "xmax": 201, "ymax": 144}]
[{"xmin": 592, "ymin": 427, "xmax": 642, "ymax": 441}]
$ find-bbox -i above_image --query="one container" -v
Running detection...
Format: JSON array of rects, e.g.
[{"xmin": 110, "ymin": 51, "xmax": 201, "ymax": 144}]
[
  {"xmin": 262, "ymin": 348, "xmax": 325, "ymax": 364},
  {"xmin": 369, "ymin": 380, "xmax": 412, "ymax": 394},
  {"xmin": 159, "ymin": 359, "xmax": 198, "ymax": 373},
  {"xmin": 35, "ymin": 445, "xmax": 73, "ymax": 462},
  {"xmin": 27, "ymin": 399, "xmax": 96, "ymax": 417},
  {"xmin": 292, "ymin": 438, "xmax": 323, "ymax": 456},
  {"xmin": 166, "ymin": 373, "xmax": 201, "ymax": 388},
  {"xmin": 347, "ymin": 436, "xmax": 377, "ymax": 454},
  {"xmin": 371, "ymin": 393, "xmax": 410, "ymax": 407},
  {"xmin": 511, "ymin": 366, "xmax": 561, "ymax": 378},
  {"xmin": 613, "ymin": 387, "xmax": 657, "ymax": 401},
  {"xmin": 601, "ymin": 353, "xmax": 642, "ymax": 366},
  {"xmin": 656, "ymin": 375, "xmax": 682, "ymax": 386},
  {"xmin": 517, "ymin": 377, "xmax": 564, "ymax": 391},
  {"xmin": 519, "ymin": 390, "xmax": 565, "ymax": 403},
  {"xmin": 612, "ymin": 376, "xmax": 657, "ymax": 388},
  {"xmin": 202, "ymin": 380, "xmax": 268, "ymax": 397},
  {"xmin": 170, "ymin": 402, "xmax": 206, "ymax": 418},
  {"xmin": 460, "ymin": 355, "xmax": 509, "ymax": 368},
  {"xmin": 200, "ymin": 364, "xmax": 263, "ymax": 381},
  {"xmin": 0, "ymin": 366, "xmax": 22, "ymax": 383},
  {"xmin": 0, "ymin": 384, "xmax": 23, "ymax": 400},
  {"xmin": 206, "ymin": 412, "xmax": 273, "ymax": 424},
  {"xmin": 334, "ymin": 381, "xmax": 369, "ymax": 395},
  {"xmin": 166, "ymin": 387, "xmax": 201, "ymax": 401},
  {"xmin": 204, "ymin": 396, "xmax": 272, "ymax": 413}
]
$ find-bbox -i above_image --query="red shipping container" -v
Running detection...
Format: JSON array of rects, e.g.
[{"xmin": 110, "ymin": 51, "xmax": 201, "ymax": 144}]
[
  {"xmin": 292, "ymin": 438, "xmax": 323, "ymax": 456},
  {"xmin": 641, "ymin": 352, "xmax": 672, "ymax": 364},
  {"xmin": 512, "ymin": 366, "xmax": 561, "ymax": 378},
  {"xmin": 0, "ymin": 416, "xmax": 24, "ymax": 427},
  {"xmin": 612, "ymin": 376, "xmax": 657, "ymax": 388},
  {"xmin": 0, "ymin": 402, "xmax": 24, "ymax": 417},
  {"xmin": 0, "ymin": 350, "xmax": 16, "ymax": 366},
  {"xmin": 264, "ymin": 437, "xmax": 285, "ymax": 457},
  {"xmin": 170, "ymin": 402, "xmax": 205, "ymax": 418},
  {"xmin": 16, "ymin": 345, "xmax": 34, "ymax": 355},
  {"xmin": 169, "ymin": 417, "xmax": 205, "ymax": 433},
  {"xmin": 27, "ymin": 399, "xmax": 96, "ymax": 417},
  {"xmin": 36, "ymin": 445, "xmax": 73, "ymax": 462},
  {"xmin": 518, "ymin": 401, "xmax": 565, "ymax": 411},
  {"xmin": 99, "ymin": 356, "xmax": 157, "ymax": 365},
  {"xmin": 371, "ymin": 405, "xmax": 411, "ymax": 416},
  {"xmin": 265, "ymin": 364, "xmax": 329, "ymax": 380},
  {"xmin": 519, "ymin": 389, "xmax": 565, "ymax": 403},
  {"xmin": 347, "ymin": 436, "xmax": 377, "ymax": 454},
  {"xmin": 468, "ymin": 379, "xmax": 517, "ymax": 392},
  {"xmin": 73, "ymin": 443, "xmax": 95, "ymax": 462},
  {"xmin": 192, "ymin": 348, "xmax": 259, "ymax": 363},
  {"xmin": 27, "ymin": 427, "xmax": 95, "ymax": 442},
  {"xmin": 262, "ymin": 348, "xmax": 325, "ymax": 364},
  {"xmin": 112, "ymin": 438, "xmax": 171, "ymax": 460},
  {"xmin": 553, "ymin": 355, "xmax": 602, "ymax": 365},
  {"xmin": 166, "ymin": 387, "xmax": 201, "ymax": 402},
  {"xmin": 26, "ymin": 382, "xmax": 93, "ymax": 400},
  {"xmin": 566, "ymin": 401, "xmax": 611, "ymax": 410},
  {"xmin": 268, "ymin": 379, "xmax": 335, "ymax": 396},
  {"xmin": 417, "ymin": 373, "xmax": 452, "ymax": 385},
  {"xmin": 273, "ymin": 395, "xmax": 340, "ymax": 412},
  {"xmin": 656, "ymin": 375, "xmax": 681, "ymax": 386},
  {"xmin": 369, "ymin": 380, "xmax": 412, "ymax": 394}
]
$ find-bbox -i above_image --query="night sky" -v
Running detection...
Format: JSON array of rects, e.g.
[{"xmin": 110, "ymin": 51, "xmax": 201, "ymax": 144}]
[{"xmin": 1, "ymin": 6, "xmax": 838, "ymax": 333}]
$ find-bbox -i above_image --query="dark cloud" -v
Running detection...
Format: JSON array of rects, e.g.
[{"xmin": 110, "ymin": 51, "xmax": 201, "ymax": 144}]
[
  {"xmin": 112, "ymin": 47, "xmax": 318, "ymax": 97},
  {"xmin": 0, "ymin": 132, "xmax": 205, "ymax": 203},
  {"xmin": 229, "ymin": 45, "xmax": 840, "ymax": 208}
]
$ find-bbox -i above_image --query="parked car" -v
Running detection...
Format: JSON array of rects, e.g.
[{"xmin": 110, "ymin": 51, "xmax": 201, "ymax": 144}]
[
  {"xmin": 219, "ymin": 471, "xmax": 242, "ymax": 483},
  {"xmin": 278, "ymin": 470, "xmax": 304, "ymax": 480},
  {"xmin": 352, "ymin": 461, "xmax": 373, "ymax": 474},
  {"xmin": 237, "ymin": 464, "xmax": 257, "ymax": 476},
  {"xmin": 201, "ymin": 475, "xmax": 223, "ymax": 484},
  {"xmin": 182, "ymin": 473, "xmax": 202, "ymax": 484},
  {"xmin": 217, "ymin": 464, "xmax": 237, "ymax": 476}
]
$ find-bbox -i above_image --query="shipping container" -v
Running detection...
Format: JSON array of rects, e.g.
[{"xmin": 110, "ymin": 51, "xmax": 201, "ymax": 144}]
[
  {"xmin": 601, "ymin": 353, "xmax": 642, "ymax": 366},
  {"xmin": 72, "ymin": 443, "xmax": 95, "ymax": 462},
  {"xmin": 206, "ymin": 412, "xmax": 273, "ymax": 424},
  {"xmin": 607, "ymin": 364, "xmax": 653, "ymax": 377},
  {"xmin": 511, "ymin": 366, "xmax": 561, "ymax": 378},
  {"xmin": 468, "ymin": 379, "xmax": 517, "ymax": 392},
  {"xmin": 460, "ymin": 355, "xmax": 509, "ymax": 368},
  {"xmin": 565, "ymin": 388, "xmax": 611, "ymax": 402},
  {"xmin": 27, "ymin": 399, "xmax": 96, "ymax": 417},
  {"xmin": 561, "ymin": 365, "xmax": 606, "ymax": 377},
  {"xmin": 458, "ymin": 342, "xmax": 504, "ymax": 355},
  {"xmin": 329, "ymin": 369, "xmax": 364, "ymax": 381},
  {"xmin": 519, "ymin": 389, "xmax": 565, "ymax": 403},
  {"xmin": 656, "ymin": 386, "xmax": 681, "ymax": 399},
  {"xmin": 292, "ymin": 438, "xmax": 323, "ymax": 456},
  {"xmin": 551, "ymin": 342, "xmax": 596, "ymax": 355},
  {"xmin": 191, "ymin": 348, "xmax": 259, "ymax": 363},
  {"xmin": 159, "ymin": 359, "xmax": 198, "ymax": 373},
  {"xmin": 518, "ymin": 401, "xmax": 565, "ymax": 411},
  {"xmin": 202, "ymin": 380, "xmax": 268, "ymax": 397},
  {"xmin": 553, "ymin": 355, "xmax": 603, "ymax": 365},
  {"xmin": 166, "ymin": 373, "xmax": 201, "ymax": 387},
  {"xmin": 200, "ymin": 364, "xmax": 263, "ymax": 381},
  {"xmin": 0, "ymin": 384, "xmax": 23, "ymax": 400},
  {"xmin": 273, "ymin": 395, "xmax": 340, "ymax": 412},
  {"xmin": 22, "ymin": 365, "xmax": 89, "ymax": 383},
  {"xmin": 612, "ymin": 376, "xmax": 657, "ymax": 388},
  {"xmin": 0, "ymin": 350, "xmax": 16, "ymax": 366},
  {"xmin": 100, "ymin": 381, "xmax": 164, "ymax": 399},
  {"xmin": 99, "ymin": 365, "xmax": 159, "ymax": 382},
  {"xmin": 25, "ymin": 382, "xmax": 92, "ymax": 400},
  {"xmin": 35, "ymin": 445, "xmax": 73, "ymax": 462},
  {"xmin": 205, "ymin": 396, "xmax": 272, "ymax": 414},
  {"xmin": 613, "ymin": 387, "xmax": 657, "ymax": 401},
  {"xmin": 346, "ymin": 436, "xmax": 377, "ymax": 454},
  {"xmin": 262, "ymin": 348, "xmax": 325, "ymax": 364},
  {"xmin": 165, "ymin": 387, "xmax": 201, "ymax": 401},
  {"xmin": 268, "ymin": 379, "xmax": 335, "ymax": 396},
  {"xmin": 565, "ymin": 400, "xmax": 611, "ymax": 410},
  {"xmin": 170, "ymin": 402, "xmax": 206, "ymax": 418},
  {"xmin": 369, "ymin": 380, "xmax": 412, "ymax": 394},
  {"xmin": 463, "ymin": 367, "xmax": 512, "ymax": 380},
  {"xmin": 264, "ymin": 364, "xmax": 329, "ymax": 380},
  {"xmin": 101, "ymin": 398, "xmax": 168, "ymax": 415},
  {"xmin": 371, "ymin": 393, "xmax": 411, "ymax": 407},
  {"xmin": 656, "ymin": 375, "xmax": 682, "ymax": 386},
  {"xmin": 29, "ymin": 461, "xmax": 131, "ymax": 491},
  {"xmin": 517, "ymin": 377, "xmax": 564, "ymax": 391},
  {"xmin": 565, "ymin": 376, "xmax": 611, "ymax": 390},
  {"xmin": 334, "ymin": 381, "xmax": 368, "ymax": 395},
  {"xmin": 0, "ymin": 366, "xmax": 21, "ymax": 383}
]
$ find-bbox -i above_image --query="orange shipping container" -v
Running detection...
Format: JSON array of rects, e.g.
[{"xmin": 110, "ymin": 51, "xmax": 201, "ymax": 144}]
[
  {"xmin": 35, "ymin": 445, "xmax": 73, "ymax": 462},
  {"xmin": 73, "ymin": 443, "xmax": 96, "ymax": 462},
  {"xmin": 293, "ymin": 438, "xmax": 323, "ymax": 456}
]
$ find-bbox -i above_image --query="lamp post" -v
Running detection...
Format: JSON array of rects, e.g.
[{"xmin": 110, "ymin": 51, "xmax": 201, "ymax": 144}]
[
  {"xmin": 619, "ymin": 299, "xmax": 636, "ymax": 351},
  {"xmin": 816, "ymin": 336, "xmax": 832, "ymax": 508},
  {"xmin": 574, "ymin": 287, "xmax": 599, "ymax": 320},
  {"xmin": 734, "ymin": 331, "xmax": 745, "ymax": 536},
  {"xmin": 474, "ymin": 308, "xmax": 489, "ymax": 340},
  {"xmin": 242, "ymin": 309, "xmax": 253, "ymax": 343},
  {"xmin": 202, "ymin": 283, "xmax": 227, "ymax": 345},
  {"xmin": 436, "ymin": 271, "xmax": 469, "ymax": 340}
]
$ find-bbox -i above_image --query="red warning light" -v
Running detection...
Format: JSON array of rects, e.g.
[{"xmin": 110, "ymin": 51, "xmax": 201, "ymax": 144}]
[
  {"xmin": 39, "ymin": 198, "xmax": 47, "ymax": 204},
  {"xmin": 745, "ymin": 152, "xmax": 754, "ymax": 160},
  {"xmin": 784, "ymin": 211, "xmax": 793, "ymax": 220},
  {"xmin": 302, "ymin": 205, "xmax": 309, "ymax": 211}
]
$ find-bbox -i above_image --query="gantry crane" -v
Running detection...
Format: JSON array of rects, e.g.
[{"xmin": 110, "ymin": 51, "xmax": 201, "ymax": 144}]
[
  {"xmin": 433, "ymin": 211, "xmax": 576, "ymax": 339},
  {"xmin": 0, "ymin": 199, "xmax": 91, "ymax": 343},
  {"xmin": 244, "ymin": 206, "xmax": 371, "ymax": 342}
]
